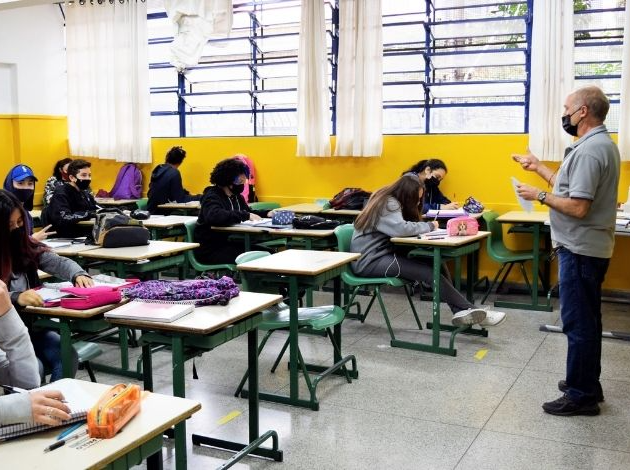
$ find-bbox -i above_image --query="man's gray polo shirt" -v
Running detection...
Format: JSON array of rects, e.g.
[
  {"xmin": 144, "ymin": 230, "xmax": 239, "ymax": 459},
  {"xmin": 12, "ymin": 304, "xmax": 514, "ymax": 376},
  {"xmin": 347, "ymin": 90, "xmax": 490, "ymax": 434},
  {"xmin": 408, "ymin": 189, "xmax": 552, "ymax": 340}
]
[{"xmin": 550, "ymin": 125, "xmax": 620, "ymax": 259}]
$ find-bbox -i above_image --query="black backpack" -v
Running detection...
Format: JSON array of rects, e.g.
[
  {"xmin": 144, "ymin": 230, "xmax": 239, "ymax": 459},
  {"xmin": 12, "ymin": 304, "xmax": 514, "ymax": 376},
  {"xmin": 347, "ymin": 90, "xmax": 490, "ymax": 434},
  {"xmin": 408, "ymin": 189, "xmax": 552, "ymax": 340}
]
[
  {"xmin": 329, "ymin": 188, "xmax": 371, "ymax": 210},
  {"xmin": 292, "ymin": 215, "xmax": 340, "ymax": 230}
]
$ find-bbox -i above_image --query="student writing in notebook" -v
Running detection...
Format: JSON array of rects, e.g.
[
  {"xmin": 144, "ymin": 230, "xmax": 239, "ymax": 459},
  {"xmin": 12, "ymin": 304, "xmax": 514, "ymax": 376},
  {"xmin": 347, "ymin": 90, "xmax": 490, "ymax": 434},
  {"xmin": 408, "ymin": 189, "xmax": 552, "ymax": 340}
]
[
  {"xmin": 0, "ymin": 281, "xmax": 71, "ymax": 426},
  {"xmin": 194, "ymin": 158, "xmax": 275, "ymax": 265},
  {"xmin": 1, "ymin": 190, "xmax": 94, "ymax": 383},
  {"xmin": 350, "ymin": 173, "xmax": 506, "ymax": 327},
  {"xmin": 404, "ymin": 158, "xmax": 459, "ymax": 213}
]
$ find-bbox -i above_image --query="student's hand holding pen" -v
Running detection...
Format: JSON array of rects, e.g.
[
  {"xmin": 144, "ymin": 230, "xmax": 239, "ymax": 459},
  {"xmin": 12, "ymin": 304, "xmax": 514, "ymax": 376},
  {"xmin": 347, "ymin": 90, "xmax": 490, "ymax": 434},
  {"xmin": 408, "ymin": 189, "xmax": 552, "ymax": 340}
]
[
  {"xmin": 30, "ymin": 390, "xmax": 72, "ymax": 426},
  {"xmin": 16, "ymin": 289, "xmax": 44, "ymax": 307}
]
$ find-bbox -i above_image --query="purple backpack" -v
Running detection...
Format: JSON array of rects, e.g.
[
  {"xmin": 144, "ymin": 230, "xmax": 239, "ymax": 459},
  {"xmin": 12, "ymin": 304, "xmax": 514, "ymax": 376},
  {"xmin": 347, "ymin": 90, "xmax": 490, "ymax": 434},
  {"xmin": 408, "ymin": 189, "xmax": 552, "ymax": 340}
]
[
  {"xmin": 110, "ymin": 163, "xmax": 143, "ymax": 200},
  {"xmin": 122, "ymin": 277, "xmax": 239, "ymax": 306}
]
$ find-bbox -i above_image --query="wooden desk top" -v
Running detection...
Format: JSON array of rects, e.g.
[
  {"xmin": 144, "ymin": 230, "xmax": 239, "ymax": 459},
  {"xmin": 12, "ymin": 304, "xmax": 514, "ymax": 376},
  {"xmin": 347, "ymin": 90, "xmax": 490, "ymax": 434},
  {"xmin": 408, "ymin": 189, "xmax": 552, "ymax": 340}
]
[
  {"xmin": 279, "ymin": 203, "xmax": 323, "ymax": 214},
  {"xmin": 0, "ymin": 379, "xmax": 200, "ymax": 470},
  {"xmin": 52, "ymin": 243, "xmax": 101, "ymax": 257},
  {"xmin": 391, "ymin": 231, "xmax": 490, "ymax": 247},
  {"xmin": 95, "ymin": 198, "xmax": 139, "ymax": 206},
  {"xmin": 212, "ymin": 224, "xmax": 335, "ymax": 238},
  {"xmin": 157, "ymin": 201, "xmax": 201, "ymax": 210},
  {"xmin": 106, "ymin": 291, "xmax": 282, "ymax": 334},
  {"xmin": 79, "ymin": 241, "xmax": 198, "ymax": 261},
  {"xmin": 141, "ymin": 215, "xmax": 198, "ymax": 228},
  {"xmin": 237, "ymin": 249, "xmax": 359, "ymax": 276},
  {"xmin": 496, "ymin": 211, "xmax": 550, "ymax": 224},
  {"xmin": 321, "ymin": 208, "xmax": 362, "ymax": 216},
  {"xmin": 24, "ymin": 299, "xmax": 128, "ymax": 319}
]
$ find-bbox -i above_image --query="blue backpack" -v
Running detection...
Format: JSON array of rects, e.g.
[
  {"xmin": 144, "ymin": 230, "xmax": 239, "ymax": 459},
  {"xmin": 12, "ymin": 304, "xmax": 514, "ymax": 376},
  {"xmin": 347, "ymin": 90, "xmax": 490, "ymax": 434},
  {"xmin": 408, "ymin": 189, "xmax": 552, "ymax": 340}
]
[{"xmin": 109, "ymin": 163, "xmax": 143, "ymax": 200}]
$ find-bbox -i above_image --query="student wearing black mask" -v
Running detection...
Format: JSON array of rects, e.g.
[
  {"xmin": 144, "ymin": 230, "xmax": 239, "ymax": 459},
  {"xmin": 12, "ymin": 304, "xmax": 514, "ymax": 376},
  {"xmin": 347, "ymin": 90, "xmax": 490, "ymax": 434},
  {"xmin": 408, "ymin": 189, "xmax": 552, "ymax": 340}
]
[
  {"xmin": 404, "ymin": 158, "xmax": 459, "ymax": 213},
  {"xmin": 42, "ymin": 159, "xmax": 98, "ymax": 238},
  {"xmin": 194, "ymin": 158, "xmax": 274, "ymax": 264},
  {"xmin": 3, "ymin": 164, "xmax": 56, "ymax": 241}
]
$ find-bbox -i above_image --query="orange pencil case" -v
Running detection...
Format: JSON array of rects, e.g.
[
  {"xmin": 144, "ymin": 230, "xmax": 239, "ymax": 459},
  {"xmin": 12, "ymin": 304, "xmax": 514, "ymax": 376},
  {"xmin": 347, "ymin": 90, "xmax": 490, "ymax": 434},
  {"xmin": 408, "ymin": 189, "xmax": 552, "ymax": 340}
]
[{"xmin": 87, "ymin": 383, "xmax": 141, "ymax": 439}]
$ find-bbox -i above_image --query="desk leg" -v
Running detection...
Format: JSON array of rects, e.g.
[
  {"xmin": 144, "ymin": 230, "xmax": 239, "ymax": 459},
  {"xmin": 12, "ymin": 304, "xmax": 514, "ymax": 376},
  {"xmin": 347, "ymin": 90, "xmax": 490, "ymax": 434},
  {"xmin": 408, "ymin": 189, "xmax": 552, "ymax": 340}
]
[
  {"xmin": 248, "ymin": 328, "xmax": 259, "ymax": 442},
  {"xmin": 59, "ymin": 320, "xmax": 74, "ymax": 378},
  {"xmin": 432, "ymin": 248, "xmax": 443, "ymax": 350},
  {"xmin": 333, "ymin": 277, "xmax": 342, "ymax": 364},
  {"xmin": 172, "ymin": 336, "xmax": 188, "ymax": 470},
  {"xmin": 288, "ymin": 276, "xmax": 299, "ymax": 401},
  {"xmin": 466, "ymin": 252, "xmax": 474, "ymax": 302}
]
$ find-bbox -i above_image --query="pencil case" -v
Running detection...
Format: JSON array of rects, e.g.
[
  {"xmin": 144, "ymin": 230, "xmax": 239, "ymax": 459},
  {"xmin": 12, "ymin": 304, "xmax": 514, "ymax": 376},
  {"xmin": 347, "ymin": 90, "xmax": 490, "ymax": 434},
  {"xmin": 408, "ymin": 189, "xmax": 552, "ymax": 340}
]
[
  {"xmin": 87, "ymin": 383, "xmax": 141, "ymax": 439},
  {"xmin": 59, "ymin": 286, "xmax": 122, "ymax": 310},
  {"xmin": 446, "ymin": 216, "xmax": 479, "ymax": 236}
]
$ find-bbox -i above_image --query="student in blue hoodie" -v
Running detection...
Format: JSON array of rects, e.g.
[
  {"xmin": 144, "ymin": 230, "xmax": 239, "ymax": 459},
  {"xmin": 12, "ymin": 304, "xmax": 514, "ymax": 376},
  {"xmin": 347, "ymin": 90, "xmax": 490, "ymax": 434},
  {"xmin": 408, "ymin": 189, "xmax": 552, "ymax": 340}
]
[
  {"xmin": 3, "ymin": 164, "xmax": 55, "ymax": 241},
  {"xmin": 147, "ymin": 146, "xmax": 201, "ymax": 214}
]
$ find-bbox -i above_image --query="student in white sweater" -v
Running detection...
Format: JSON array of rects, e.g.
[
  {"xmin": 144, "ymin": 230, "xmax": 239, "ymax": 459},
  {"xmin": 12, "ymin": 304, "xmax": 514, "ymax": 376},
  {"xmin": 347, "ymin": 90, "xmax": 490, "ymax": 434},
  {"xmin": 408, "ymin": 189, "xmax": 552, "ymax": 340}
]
[{"xmin": 0, "ymin": 280, "xmax": 71, "ymax": 426}]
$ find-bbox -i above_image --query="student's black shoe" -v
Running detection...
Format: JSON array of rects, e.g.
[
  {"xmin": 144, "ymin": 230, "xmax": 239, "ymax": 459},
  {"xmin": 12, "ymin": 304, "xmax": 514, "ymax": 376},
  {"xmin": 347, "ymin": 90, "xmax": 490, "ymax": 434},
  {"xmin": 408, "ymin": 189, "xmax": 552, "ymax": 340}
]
[
  {"xmin": 558, "ymin": 380, "xmax": 604, "ymax": 402},
  {"xmin": 542, "ymin": 395, "xmax": 600, "ymax": 416},
  {"xmin": 278, "ymin": 286, "xmax": 306, "ymax": 307}
]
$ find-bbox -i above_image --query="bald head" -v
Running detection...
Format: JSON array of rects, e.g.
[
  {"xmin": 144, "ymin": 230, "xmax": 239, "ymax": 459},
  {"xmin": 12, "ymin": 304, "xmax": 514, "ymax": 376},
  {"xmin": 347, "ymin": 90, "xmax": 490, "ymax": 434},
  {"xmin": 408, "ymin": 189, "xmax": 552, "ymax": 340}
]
[{"xmin": 571, "ymin": 86, "xmax": 610, "ymax": 123}]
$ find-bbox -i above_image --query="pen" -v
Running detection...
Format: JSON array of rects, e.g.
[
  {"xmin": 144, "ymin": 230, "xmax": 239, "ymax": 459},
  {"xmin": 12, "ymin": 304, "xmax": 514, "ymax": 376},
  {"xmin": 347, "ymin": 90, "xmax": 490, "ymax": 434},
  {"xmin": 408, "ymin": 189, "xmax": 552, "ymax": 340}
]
[
  {"xmin": 0, "ymin": 384, "xmax": 28, "ymax": 394},
  {"xmin": 56, "ymin": 421, "xmax": 86, "ymax": 441},
  {"xmin": 44, "ymin": 429, "xmax": 88, "ymax": 453}
]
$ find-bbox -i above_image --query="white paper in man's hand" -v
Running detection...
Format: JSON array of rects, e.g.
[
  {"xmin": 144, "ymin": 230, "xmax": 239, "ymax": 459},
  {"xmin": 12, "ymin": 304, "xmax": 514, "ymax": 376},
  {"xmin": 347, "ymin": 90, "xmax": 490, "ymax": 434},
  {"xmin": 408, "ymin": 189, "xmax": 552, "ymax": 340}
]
[{"xmin": 511, "ymin": 177, "xmax": 533, "ymax": 212}]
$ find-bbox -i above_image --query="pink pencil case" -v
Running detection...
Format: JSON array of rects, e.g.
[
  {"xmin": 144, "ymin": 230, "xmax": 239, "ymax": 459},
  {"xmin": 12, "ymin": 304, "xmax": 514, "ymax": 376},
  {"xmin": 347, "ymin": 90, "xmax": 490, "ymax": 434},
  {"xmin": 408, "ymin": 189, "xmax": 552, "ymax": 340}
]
[
  {"xmin": 446, "ymin": 216, "xmax": 479, "ymax": 236},
  {"xmin": 58, "ymin": 286, "xmax": 122, "ymax": 310}
]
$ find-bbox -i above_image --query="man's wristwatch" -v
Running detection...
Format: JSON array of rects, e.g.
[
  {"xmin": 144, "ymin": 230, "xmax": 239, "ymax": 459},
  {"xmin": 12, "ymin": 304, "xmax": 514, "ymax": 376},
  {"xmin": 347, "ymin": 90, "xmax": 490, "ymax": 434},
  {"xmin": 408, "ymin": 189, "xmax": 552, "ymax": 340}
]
[{"xmin": 537, "ymin": 191, "xmax": 547, "ymax": 205}]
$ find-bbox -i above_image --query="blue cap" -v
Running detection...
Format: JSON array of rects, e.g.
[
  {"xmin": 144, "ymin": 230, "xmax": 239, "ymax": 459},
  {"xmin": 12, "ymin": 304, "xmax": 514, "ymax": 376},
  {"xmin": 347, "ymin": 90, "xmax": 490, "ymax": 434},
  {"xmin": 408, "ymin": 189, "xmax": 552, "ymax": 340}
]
[{"xmin": 11, "ymin": 165, "xmax": 38, "ymax": 182}]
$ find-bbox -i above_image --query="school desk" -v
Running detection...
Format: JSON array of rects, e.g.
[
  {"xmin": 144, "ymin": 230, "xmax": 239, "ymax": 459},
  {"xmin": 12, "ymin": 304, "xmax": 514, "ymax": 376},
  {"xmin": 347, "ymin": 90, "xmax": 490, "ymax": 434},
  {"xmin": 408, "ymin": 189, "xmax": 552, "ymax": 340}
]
[
  {"xmin": 237, "ymin": 249, "xmax": 360, "ymax": 410},
  {"xmin": 495, "ymin": 211, "xmax": 553, "ymax": 312},
  {"xmin": 277, "ymin": 203, "xmax": 323, "ymax": 214},
  {"xmin": 156, "ymin": 201, "xmax": 201, "ymax": 214},
  {"xmin": 390, "ymin": 232, "xmax": 490, "ymax": 356},
  {"xmin": 24, "ymin": 300, "xmax": 132, "ymax": 379},
  {"xmin": 106, "ymin": 292, "xmax": 284, "ymax": 470},
  {"xmin": 211, "ymin": 224, "xmax": 337, "ymax": 251},
  {"xmin": 140, "ymin": 215, "xmax": 198, "ymax": 239},
  {"xmin": 95, "ymin": 197, "xmax": 139, "ymax": 208},
  {"xmin": 77, "ymin": 240, "xmax": 198, "ymax": 279},
  {"xmin": 1, "ymin": 379, "xmax": 200, "ymax": 470}
]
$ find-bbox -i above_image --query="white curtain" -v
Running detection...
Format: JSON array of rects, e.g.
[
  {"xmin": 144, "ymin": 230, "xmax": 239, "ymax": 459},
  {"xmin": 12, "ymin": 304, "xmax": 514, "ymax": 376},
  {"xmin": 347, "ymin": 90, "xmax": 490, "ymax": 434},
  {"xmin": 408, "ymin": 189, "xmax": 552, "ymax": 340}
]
[
  {"xmin": 618, "ymin": 0, "xmax": 630, "ymax": 161},
  {"xmin": 165, "ymin": 0, "xmax": 233, "ymax": 71},
  {"xmin": 296, "ymin": 0, "xmax": 331, "ymax": 157},
  {"xmin": 528, "ymin": 0, "xmax": 574, "ymax": 162},
  {"xmin": 334, "ymin": 0, "xmax": 383, "ymax": 157},
  {"xmin": 66, "ymin": 1, "xmax": 151, "ymax": 163}
]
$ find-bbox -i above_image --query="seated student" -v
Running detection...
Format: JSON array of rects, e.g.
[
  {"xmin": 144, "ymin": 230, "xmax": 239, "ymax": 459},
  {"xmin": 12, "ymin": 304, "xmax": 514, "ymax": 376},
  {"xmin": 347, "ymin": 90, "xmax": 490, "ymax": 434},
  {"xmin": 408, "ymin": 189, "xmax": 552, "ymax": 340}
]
[
  {"xmin": 350, "ymin": 173, "xmax": 505, "ymax": 327},
  {"xmin": 43, "ymin": 157, "xmax": 72, "ymax": 209},
  {"xmin": 147, "ymin": 146, "xmax": 201, "ymax": 214},
  {"xmin": 43, "ymin": 159, "xmax": 98, "ymax": 238},
  {"xmin": 3, "ymin": 164, "xmax": 55, "ymax": 242},
  {"xmin": 194, "ymin": 158, "xmax": 274, "ymax": 265},
  {"xmin": 0, "ymin": 280, "xmax": 72, "ymax": 426},
  {"xmin": 405, "ymin": 158, "xmax": 459, "ymax": 212},
  {"xmin": 1, "ymin": 189, "xmax": 94, "ymax": 382}
]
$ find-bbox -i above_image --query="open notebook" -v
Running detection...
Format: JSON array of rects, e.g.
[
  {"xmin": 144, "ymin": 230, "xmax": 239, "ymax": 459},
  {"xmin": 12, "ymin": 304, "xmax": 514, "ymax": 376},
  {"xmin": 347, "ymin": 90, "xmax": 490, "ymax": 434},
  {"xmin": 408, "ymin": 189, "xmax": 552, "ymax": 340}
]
[
  {"xmin": 104, "ymin": 300, "xmax": 194, "ymax": 322},
  {"xmin": 0, "ymin": 379, "xmax": 94, "ymax": 440}
]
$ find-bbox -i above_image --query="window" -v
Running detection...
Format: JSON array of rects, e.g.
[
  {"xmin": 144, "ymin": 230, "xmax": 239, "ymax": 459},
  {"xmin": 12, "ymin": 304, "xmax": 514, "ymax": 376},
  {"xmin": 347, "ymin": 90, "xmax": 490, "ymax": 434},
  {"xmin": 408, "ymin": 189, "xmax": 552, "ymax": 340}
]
[{"xmin": 147, "ymin": 0, "xmax": 626, "ymax": 137}]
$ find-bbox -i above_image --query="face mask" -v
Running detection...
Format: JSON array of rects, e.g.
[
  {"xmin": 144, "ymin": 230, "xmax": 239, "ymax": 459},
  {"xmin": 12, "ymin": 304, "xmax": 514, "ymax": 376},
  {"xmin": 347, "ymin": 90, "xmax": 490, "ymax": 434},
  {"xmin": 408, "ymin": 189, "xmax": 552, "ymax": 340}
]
[
  {"xmin": 231, "ymin": 183, "xmax": 245, "ymax": 194},
  {"xmin": 75, "ymin": 178, "xmax": 91, "ymax": 191},
  {"xmin": 11, "ymin": 188, "xmax": 34, "ymax": 204},
  {"xmin": 10, "ymin": 226, "xmax": 25, "ymax": 248},
  {"xmin": 425, "ymin": 177, "xmax": 439, "ymax": 188},
  {"xmin": 561, "ymin": 108, "xmax": 583, "ymax": 137}
]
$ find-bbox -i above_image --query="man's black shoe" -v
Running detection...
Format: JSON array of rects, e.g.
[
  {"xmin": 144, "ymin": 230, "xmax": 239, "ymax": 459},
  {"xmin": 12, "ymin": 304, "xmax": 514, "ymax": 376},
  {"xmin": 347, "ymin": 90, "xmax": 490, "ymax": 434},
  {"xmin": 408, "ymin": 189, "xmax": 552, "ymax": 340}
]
[
  {"xmin": 542, "ymin": 395, "xmax": 600, "ymax": 416},
  {"xmin": 558, "ymin": 380, "xmax": 604, "ymax": 402}
]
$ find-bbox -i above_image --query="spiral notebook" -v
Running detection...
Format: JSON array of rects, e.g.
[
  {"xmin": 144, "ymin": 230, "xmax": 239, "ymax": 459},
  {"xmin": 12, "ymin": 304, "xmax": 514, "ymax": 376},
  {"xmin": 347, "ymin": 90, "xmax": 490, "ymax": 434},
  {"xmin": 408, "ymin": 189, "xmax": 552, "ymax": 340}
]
[
  {"xmin": 0, "ymin": 379, "xmax": 93, "ymax": 440},
  {"xmin": 104, "ymin": 300, "xmax": 194, "ymax": 322}
]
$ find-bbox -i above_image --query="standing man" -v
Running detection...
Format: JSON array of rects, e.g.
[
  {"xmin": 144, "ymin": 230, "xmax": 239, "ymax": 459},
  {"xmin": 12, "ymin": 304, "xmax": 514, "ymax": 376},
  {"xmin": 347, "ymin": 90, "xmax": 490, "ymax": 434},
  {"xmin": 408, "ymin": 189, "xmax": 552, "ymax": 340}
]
[{"xmin": 513, "ymin": 85, "xmax": 620, "ymax": 416}]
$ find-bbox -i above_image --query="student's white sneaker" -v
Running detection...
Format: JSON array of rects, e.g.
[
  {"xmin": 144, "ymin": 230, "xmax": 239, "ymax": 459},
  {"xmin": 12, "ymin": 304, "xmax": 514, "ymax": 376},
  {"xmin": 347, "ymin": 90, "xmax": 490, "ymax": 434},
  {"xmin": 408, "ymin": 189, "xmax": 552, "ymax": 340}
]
[
  {"xmin": 480, "ymin": 310, "xmax": 507, "ymax": 327},
  {"xmin": 452, "ymin": 308, "xmax": 486, "ymax": 326}
]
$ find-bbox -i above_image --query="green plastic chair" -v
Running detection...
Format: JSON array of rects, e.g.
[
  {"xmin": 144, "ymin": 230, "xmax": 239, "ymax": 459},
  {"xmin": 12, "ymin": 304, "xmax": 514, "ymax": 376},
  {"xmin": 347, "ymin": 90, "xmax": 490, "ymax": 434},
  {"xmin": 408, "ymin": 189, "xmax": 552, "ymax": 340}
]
[
  {"xmin": 135, "ymin": 197, "xmax": 148, "ymax": 211},
  {"xmin": 183, "ymin": 220, "xmax": 236, "ymax": 278},
  {"xmin": 480, "ymin": 210, "xmax": 537, "ymax": 304},
  {"xmin": 233, "ymin": 251, "xmax": 356, "ymax": 405},
  {"xmin": 74, "ymin": 341, "xmax": 102, "ymax": 382},
  {"xmin": 249, "ymin": 201, "xmax": 281, "ymax": 211},
  {"xmin": 334, "ymin": 224, "xmax": 422, "ymax": 342}
]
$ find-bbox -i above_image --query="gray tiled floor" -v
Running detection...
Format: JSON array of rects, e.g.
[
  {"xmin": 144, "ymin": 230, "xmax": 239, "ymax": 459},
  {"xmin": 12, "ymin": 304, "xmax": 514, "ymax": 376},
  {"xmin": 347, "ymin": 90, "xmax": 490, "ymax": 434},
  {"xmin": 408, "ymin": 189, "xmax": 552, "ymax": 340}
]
[{"xmin": 82, "ymin": 289, "xmax": 630, "ymax": 469}]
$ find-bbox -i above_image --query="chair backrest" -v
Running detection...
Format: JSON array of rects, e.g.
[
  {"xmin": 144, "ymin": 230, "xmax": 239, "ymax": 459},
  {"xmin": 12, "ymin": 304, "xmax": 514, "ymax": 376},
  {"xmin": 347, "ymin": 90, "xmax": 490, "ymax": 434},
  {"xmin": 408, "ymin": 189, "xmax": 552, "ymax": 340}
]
[
  {"xmin": 249, "ymin": 202, "xmax": 280, "ymax": 211},
  {"xmin": 334, "ymin": 224, "xmax": 355, "ymax": 252},
  {"xmin": 183, "ymin": 219, "xmax": 202, "ymax": 270},
  {"xmin": 235, "ymin": 251, "xmax": 271, "ymax": 292},
  {"xmin": 481, "ymin": 210, "xmax": 508, "ymax": 261},
  {"xmin": 136, "ymin": 198, "xmax": 148, "ymax": 211}
]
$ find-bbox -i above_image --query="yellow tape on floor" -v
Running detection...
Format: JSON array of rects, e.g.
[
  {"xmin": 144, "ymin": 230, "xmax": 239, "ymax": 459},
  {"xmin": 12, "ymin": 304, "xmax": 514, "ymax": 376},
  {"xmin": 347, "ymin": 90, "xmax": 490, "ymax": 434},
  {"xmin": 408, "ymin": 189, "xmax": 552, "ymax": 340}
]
[
  {"xmin": 474, "ymin": 348, "xmax": 488, "ymax": 360},
  {"xmin": 217, "ymin": 410, "xmax": 242, "ymax": 425}
]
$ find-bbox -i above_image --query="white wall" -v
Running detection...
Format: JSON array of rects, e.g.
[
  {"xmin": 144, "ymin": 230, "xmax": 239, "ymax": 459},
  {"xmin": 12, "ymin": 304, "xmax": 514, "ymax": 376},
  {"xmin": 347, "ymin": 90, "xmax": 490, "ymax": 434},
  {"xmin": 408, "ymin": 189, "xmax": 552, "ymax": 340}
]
[{"xmin": 0, "ymin": 4, "xmax": 66, "ymax": 115}]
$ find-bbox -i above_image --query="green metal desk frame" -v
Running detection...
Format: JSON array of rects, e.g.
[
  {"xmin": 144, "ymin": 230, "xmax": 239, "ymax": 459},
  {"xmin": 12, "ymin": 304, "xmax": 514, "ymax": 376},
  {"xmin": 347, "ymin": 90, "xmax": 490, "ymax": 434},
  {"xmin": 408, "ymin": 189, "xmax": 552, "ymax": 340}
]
[
  {"xmin": 237, "ymin": 269, "xmax": 358, "ymax": 411},
  {"xmin": 98, "ymin": 253, "xmax": 188, "ymax": 280},
  {"xmin": 139, "ymin": 314, "xmax": 283, "ymax": 470},
  {"xmin": 398, "ymin": 240, "xmax": 489, "ymax": 357}
]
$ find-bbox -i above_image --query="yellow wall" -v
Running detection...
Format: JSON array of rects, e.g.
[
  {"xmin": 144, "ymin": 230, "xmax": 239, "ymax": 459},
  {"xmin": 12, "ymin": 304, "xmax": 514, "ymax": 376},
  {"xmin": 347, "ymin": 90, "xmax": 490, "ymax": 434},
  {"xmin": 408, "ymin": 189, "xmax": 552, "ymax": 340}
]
[{"xmin": 2, "ymin": 114, "xmax": 629, "ymax": 293}]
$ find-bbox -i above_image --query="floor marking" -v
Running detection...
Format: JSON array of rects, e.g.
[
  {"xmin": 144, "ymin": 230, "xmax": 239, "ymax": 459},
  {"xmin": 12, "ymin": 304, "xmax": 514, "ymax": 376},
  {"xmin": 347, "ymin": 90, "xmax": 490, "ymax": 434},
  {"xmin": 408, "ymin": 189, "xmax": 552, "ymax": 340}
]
[
  {"xmin": 474, "ymin": 348, "xmax": 488, "ymax": 360},
  {"xmin": 218, "ymin": 410, "xmax": 242, "ymax": 425}
]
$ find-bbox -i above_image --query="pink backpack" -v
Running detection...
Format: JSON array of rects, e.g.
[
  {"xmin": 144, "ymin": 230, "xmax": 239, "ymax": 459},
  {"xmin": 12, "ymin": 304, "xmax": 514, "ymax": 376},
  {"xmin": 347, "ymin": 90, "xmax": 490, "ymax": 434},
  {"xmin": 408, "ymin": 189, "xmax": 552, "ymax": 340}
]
[
  {"xmin": 234, "ymin": 155, "xmax": 257, "ymax": 203},
  {"xmin": 109, "ymin": 163, "xmax": 143, "ymax": 200}
]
